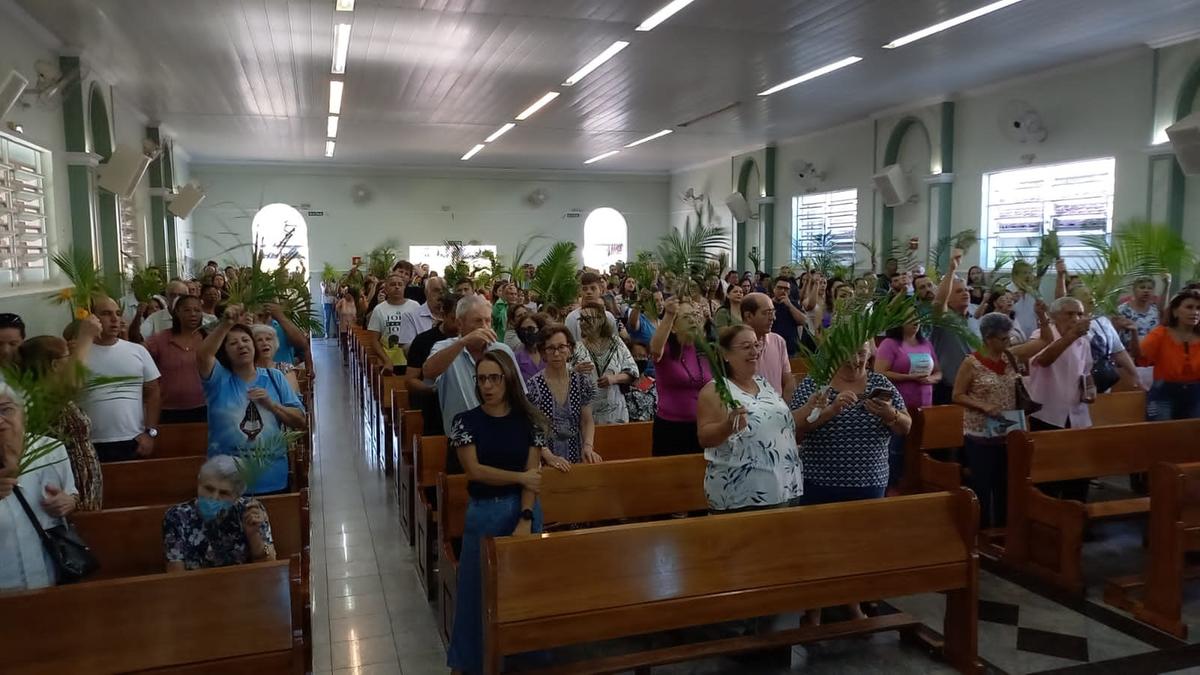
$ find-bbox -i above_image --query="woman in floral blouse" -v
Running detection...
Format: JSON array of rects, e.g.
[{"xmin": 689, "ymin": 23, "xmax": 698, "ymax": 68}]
[
  {"xmin": 162, "ymin": 455, "xmax": 275, "ymax": 571},
  {"xmin": 525, "ymin": 325, "xmax": 598, "ymax": 465},
  {"xmin": 579, "ymin": 302, "xmax": 638, "ymax": 424}
]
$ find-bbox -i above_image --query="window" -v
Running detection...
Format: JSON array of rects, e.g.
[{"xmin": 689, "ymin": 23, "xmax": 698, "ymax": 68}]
[
  {"xmin": 251, "ymin": 203, "xmax": 308, "ymax": 273},
  {"xmin": 982, "ymin": 157, "xmax": 1115, "ymax": 269},
  {"xmin": 790, "ymin": 189, "xmax": 857, "ymax": 264},
  {"xmin": 409, "ymin": 244, "xmax": 497, "ymax": 279},
  {"xmin": 0, "ymin": 133, "xmax": 51, "ymax": 287},
  {"xmin": 583, "ymin": 207, "xmax": 627, "ymax": 271},
  {"xmin": 118, "ymin": 196, "xmax": 145, "ymax": 277}
]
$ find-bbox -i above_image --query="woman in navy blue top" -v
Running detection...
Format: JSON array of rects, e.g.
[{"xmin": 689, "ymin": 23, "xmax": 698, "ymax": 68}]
[{"xmin": 446, "ymin": 350, "xmax": 559, "ymax": 674}]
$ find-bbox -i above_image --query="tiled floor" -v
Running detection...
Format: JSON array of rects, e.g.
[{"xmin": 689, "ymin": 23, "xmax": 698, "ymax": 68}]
[{"xmin": 310, "ymin": 341, "xmax": 1200, "ymax": 674}]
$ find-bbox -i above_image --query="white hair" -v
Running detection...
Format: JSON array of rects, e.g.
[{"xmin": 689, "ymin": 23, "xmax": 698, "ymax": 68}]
[
  {"xmin": 0, "ymin": 379, "xmax": 24, "ymax": 406},
  {"xmin": 198, "ymin": 455, "xmax": 246, "ymax": 497},
  {"xmin": 1049, "ymin": 296, "xmax": 1084, "ymax": 315},
  {"xmin": 455, "ymin": 293, "xmax": 491, "ymax": 320},
  {"xmin": 250, "ymin": 324, "xmax": 278, "ymax": 342}
]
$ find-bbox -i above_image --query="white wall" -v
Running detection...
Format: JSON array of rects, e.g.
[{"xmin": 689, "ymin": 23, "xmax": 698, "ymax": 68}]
[{"xmin": 190, "ymin": 164, "xmax": 670, "ymax": 292}]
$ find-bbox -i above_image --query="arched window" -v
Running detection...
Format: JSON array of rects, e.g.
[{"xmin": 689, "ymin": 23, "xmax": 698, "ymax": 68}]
[
  {"xmin": 251, "ymin": 203, "xmax": 309, "ymax": 273},
  {"xmin": 583, "ymin": 207, "xmax": 627, "ymax": 271}
]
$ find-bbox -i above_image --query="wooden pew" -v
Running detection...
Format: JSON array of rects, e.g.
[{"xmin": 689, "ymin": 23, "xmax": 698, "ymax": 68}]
[
  {"xmin": 155, "ymin": 422, "xmax": 209, "ymax": 458},
  {"xmin": 901, "ymin": 405, "xmax": 964, "ymax": 494},
  {"xmin": 436, "ymin": 455, "xmax": 708, "ymax": 643},
  {"xmin": 1090, "ymin": 390, "xmax": 1146, "ymax": 427},
  {"xmin": 378, "ymin": 374, "xmax": 405, "ymax": 474},
  {"xmin": 790, "ymin": 357, "xmax": 808, "ymax": 376},
  {"xmin": 1104, "ymin": 461, "xmax": 1200, "ymax": 637},
  {"xmin": 1003, "ymin": 420, "xmax": 1200, "ymax": 594},
  {"xmin": 414, "ymin": 423, "xmax": 656, "ymax": 600},
  {"xmin": 397, "ymin": 409, "xmax": 423, "ymax": 546},
  {"xmin": 481, "ymin": 490, "xmax": 981, "ymax": 674},
  {"xmin": 102, "ymin": 455, "xmax": 206, "ymax": 509},
  {"xmin": 0, "ymin": 558, "xmax": 305, "ymax": 674},
  {"xmin": 72, "ymin": 491, "xmax": 308, "ymax": 580}
]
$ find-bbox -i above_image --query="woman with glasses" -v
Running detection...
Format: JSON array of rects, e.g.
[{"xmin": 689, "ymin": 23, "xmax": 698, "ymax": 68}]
[
  {"xmin": 446, "ymin": 350, "xmax": 560, "ymax": 674},
  {"xmin": 697, "ymin": 325, "xmax": 802, "ymax": 513},
  {"xmin": 649, "ymin": 296, "xmax": 712, "ymax": 456},
  {"xmin": 525, "ymin": 325, "xmax": 598, "ymax": 466},
  {"xmin": 579, "ymin": 301, "xmax": 637, "ymax": 425}
]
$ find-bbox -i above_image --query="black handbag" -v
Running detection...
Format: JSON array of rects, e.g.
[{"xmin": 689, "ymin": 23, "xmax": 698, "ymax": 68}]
[
  {"xmin": 1003, "ymin": 350, "xmax": 1043, "ymax": 416},
  {"xmin": 12, "ymin": 486, "xmax": 99, "ymax": 584}
]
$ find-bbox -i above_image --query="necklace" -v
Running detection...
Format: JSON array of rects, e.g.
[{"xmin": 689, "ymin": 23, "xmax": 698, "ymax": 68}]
[{"xmin": 677, "ymin": 345, "xmax": 706, "ymax": 385}]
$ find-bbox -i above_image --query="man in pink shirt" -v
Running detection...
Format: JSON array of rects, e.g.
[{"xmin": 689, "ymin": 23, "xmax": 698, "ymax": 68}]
[{"xmin": 741, "ymin": 293, "xmax": 795, "ymax": 402}]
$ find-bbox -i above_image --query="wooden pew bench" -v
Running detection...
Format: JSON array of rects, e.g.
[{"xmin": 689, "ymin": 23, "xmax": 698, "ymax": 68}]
[
  {"xmin": 413, "ymin": 423, "xmax": 656, "ymax": 600},
  {"xmin": 102, "ymin": 454, "xmax": 306, "ymax": 509},
  {"xmin": 482, "ymin": 490, "xmax": 981, "ymax": 674},
  {"xmin": 1104, "ymin": 461, "xmax": 1200, "ymax": 637},
  {"xmin": 155, "ymin": 422, "xmax": 209, "ymax": 458},
  {"xmin": 436, "ymin": 455, "xmax": 708, "ymax": 643},
  {"xmin": 0, "ymin": 559, "xmax": 305, "ymax": 674},
  {"xmin": 1003, "ymin": 420, "xmax": 1200, "ymax": 594},
  {"xmin": 397, "ymin": 409, "xmax": 423, "ymax": 546}
]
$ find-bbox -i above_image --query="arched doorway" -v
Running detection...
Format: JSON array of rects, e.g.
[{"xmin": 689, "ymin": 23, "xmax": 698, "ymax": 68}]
[
  {"xmin": 582, "ymin": 207, "xmax": 627, "ymax": 271},
  {"xmin": 252, "ymin": 203, "xmax": 309, "ymax": 273}
]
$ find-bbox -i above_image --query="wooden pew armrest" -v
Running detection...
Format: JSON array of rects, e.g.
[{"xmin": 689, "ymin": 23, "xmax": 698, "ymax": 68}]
[{"xmin": 1085, "ymin": 497, "xmax": 1149, "ymax": 520}]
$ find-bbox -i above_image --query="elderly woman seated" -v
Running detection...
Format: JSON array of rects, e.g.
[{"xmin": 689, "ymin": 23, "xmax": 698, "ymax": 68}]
[{"xmin": 162, "ymin": 455, "xmax": 276, "ymax": 572}]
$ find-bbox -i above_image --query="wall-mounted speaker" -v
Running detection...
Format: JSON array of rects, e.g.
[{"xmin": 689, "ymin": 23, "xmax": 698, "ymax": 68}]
[
  {"xmin": 97, "ymin": 145, "xmax": 153, "ymax": 199},
  {"xmin": 1166, "ymin": 111, "xmax": 1200, "ymax": 176},
  {"xmin": 724, "ymin": 191, "xmax": 753, "ymax": 222},
  {"xmin": 167, "ymin": 183, "xmax": 206, "ymax": 219},
  {"xmin": 0, "ymin": 70, "xmax": 28, "ymax": 122},
  {"xmin": 873, "ymin": 164, "xmax": 914, "ymax": 208}
]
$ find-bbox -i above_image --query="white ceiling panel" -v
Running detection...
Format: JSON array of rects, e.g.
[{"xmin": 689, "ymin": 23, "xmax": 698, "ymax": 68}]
[{"xmin": 12, "ymin": 0, "xmax": 1200, "ymax": 171}]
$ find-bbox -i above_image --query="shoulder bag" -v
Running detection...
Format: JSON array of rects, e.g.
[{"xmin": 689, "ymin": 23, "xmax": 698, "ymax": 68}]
[{"xmin": 12, "ymin": 486, "xmax": 99, "ymax": 584}]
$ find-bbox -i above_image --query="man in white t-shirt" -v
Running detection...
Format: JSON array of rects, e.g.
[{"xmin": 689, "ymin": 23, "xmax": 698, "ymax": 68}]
[
  {"xmin": 367, "ymin": 272, "xmax": 421, "ymax": 374},
  {"xmin": 565, "ymin": 271, "xmax": 617, "ymax": 340},
  {"xmin": 83, "ymin": 296, "xmax": 162, "ymax": 462},
  {"xmin": 396, "ymin": 276, "xmax": 447, "ymax": 352},
  {"xmin": 138, "ymin": 280, "xmax": 190, "ymax": 339}
]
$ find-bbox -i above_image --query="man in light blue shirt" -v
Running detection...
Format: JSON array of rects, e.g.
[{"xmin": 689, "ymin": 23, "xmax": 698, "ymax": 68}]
[{"xmin": 421, "ymin": 294, "xmax": 523, "ymax": 433}]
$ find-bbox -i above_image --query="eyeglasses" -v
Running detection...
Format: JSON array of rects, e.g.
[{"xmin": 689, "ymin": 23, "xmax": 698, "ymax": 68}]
[
  {"xmin": 728, "ymin": 342, "xmax": 760, "ymax": 353},
  {"xmin": 475, "ymin": 373, "xmax": 504, "ymax": 386},
  {"xmin": 543, "ymin": 344, "xmax": 572, "ymax": 353}
]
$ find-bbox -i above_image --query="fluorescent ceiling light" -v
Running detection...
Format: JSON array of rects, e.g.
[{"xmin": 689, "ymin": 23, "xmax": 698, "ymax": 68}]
[
  {"xmin": 514, "ymin": 91, "xmax": 560, "ymax": 121},
  {"xmin": 584, "ymin": 150, "xmax": 620, "ymax": 165},
  {"xmin": 325, "ymin": 141, "xmax": 336, "ymax": 157},
  {"xmin": 883, "ymin": 0, "xmax": 1027, "ymax": 49},
  {"xmin": 332, "ymin": 23, "xmax": 352, "ymax": 74},
  {"xmin": 327, "ymin": 115, "xmax": 339, "ymax": 138},
  {"xmin": 329, "ymin": 80, "xmax": 343, "ymax": 114},
  {"xmin": 758, "ymin": 56, "xmax": 863, "ymax": 96},
  {"xmin": 461, "ymin": 143, "xmax": 485, "ymax": 161},
  {"xmin": 335, "ymin": 0, "xmax": 354, "ymax": 10},
  {"xmin": 624, "ymin": 129, "xmax": 673, "ymax": 148},
  {"xmin": 636, "ymin": 0, "xmax": 696, "ymax": 32},
  {"xmin": 484, "ymin": 123, "xmax": 516, "ymax": 143},
  {"xmin": 563, "ymin": 41, "xmax": 630, "ymax": 86}
]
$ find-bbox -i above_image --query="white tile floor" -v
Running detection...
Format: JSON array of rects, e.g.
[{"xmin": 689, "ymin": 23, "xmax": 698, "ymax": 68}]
[{"xmin": 309, "ymin": 340, "xmax": 447, "ymax": 675}]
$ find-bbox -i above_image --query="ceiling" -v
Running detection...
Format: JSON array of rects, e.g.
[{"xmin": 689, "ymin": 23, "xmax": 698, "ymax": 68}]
[{"xmin": 13, "ymin": 0, "xmax": 1200, "ymax": 172}]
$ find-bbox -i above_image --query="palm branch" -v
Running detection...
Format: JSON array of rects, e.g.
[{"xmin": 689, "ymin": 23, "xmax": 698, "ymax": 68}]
[
  {"xmin": 48, "ymin": 248, "xmax": 108, "ymax": 319},
  {"xmin": 856, "ymin": 240, "xmax": 879, "ymax": 273},
  {"xmin": 1073, "ymin": 222, "xmax": 1187, "ymax": 316},
  {"xmin": 530, "ymin": 241, "xmax": 580, "ymax": 309},
  {"xmin": 625, "ymin": 251, "xmax": 661, "ymax": 319},
  {"xmin": 657, "ymin": 216, "xmax": 729, "ymax": 300},
  {"xmin": 366, "ymin": 244, "xmax": 397, "ymax": 279},
  {"xmin": 130, "ymin": 264, "xmax": 167, "ymax": 303},
  {"xmin": 508, "ymin": 235, "xmax": 548, "ymax": 288},
  {"xmin": 747, "ymin": 247, "xmax": 762, "ymax": 275},
  {"xmin": 321, "ymin": 263, "xmax": 339, "ymax": 284},
  {"xmin": 223, "ymin": 238, "xmax": 279, "ymax": 313},
  {"xmin": 1034, "ymin": 231, "xmax": 1061, "ymax": 280},
  {"xmin": 927, "ymin": 230, "xmax": 978, "ymax": 281},
  {"xmin": 234, "ymin": 430, "xmax": 303, "ymax": 490}
]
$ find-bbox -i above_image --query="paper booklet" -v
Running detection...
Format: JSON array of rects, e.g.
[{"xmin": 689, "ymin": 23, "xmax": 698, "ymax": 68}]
[{"xmin": 983, "ymin": 409, "xmax": 1027, "ymax": 438}]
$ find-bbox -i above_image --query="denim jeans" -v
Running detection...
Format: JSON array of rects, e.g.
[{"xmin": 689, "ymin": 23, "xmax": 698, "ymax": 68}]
[
  {"xmin": 1147, "ymin": 382, "xmax": 1200, "ymax": 421},
  {"xmin": 323, "ymin": 303, "xmax": 337, "ymax": 337},
  {"xmin": 447, "ymin": 493, "xmax": 543, "ymax": 674}
]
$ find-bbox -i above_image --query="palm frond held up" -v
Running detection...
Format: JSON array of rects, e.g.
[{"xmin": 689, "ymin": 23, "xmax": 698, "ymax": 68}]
[{"xmin": 530, "ymin": 241, "xmax": 580, "ymax": 309}]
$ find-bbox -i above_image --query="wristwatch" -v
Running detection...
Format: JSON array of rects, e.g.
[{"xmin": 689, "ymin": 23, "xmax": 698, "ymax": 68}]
[
  {"xmin": 144, "ymin": 427, "xmax": 159, "ymax": 439},
  {"xmin": 519, "ymin": 508, "xmax": 534, "ymax": 521}
]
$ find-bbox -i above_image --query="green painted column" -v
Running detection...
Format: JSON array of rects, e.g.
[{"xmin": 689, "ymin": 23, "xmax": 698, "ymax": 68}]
[
  {"xmin": 146, "ymin": 127, "xmax": 169, "ymax": 268},
  {"xmin": 59, "ymin": 56, "xmax": 97, "ymax": 261},
  {"xmin": 163, "ymin": 146, "xmax": 178, "ymax": 276},
  {"xmin": 762, "ymin": 146, "xmax": 777, "ymax": 272},
  {"xmin": 935, "ymin": 101, "xmax": 956, "ymax": 269}
]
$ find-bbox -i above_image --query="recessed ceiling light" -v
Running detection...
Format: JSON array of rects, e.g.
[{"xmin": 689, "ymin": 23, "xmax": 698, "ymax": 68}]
[
  {"xmin": 563, "ymin": 41, "xmax": 630, "ymax": 86},
  {"xmin": 461, "ymin": 143, "xmax": 485, "ymax": 161},
  {"xmin": 883, "ymin": 0, "xmax": 1028, "ymax": 49},
  {"xmin": 636, "ymin": 0, "xmax": 696, "ymax": 32},
  {"xmin": 484, "ymin": 123, "xmax": 516, "ymax": 143},
  {"xmin": 327, "ymin": 115, "xmax": 339, "ymax": 138},
  {"xmin": 335, "ymin": 0, "xmax": 354, "ymax": 11},
  {"xmin": 325, "ymin": 141, "xmax": 336, "ymax": 157},
  {"xmin": 624, "ymin": 129, "xmax": 673, "ymax": 148},
  {"xmin": 332, "ymin": 23, "xmax": 352, "ymax": 74},
  {"xmin": 758, "ymin": 56, "xmax": 863, "ymax": 97},
  {"xmin": 329, "ymin": 80, "xmax": 343, "ymax": 114},
  {"xmin": 584, "ymin": 150, "xmax": 620, "ymax": 165},
  {"xmin": 515, "ymin": 91, "xmax": 560, "ymax": 121}
]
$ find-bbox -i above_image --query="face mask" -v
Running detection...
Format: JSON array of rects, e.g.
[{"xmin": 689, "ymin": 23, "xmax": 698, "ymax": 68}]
[
  {"xmin": 518, "ymin": 327, "xmax": 538, "ymax": 346},
  {"xmin": 634, "ymin": 359, "xmax": 649, "ymax": 375},
  {"xmin": 197, "ymin": 496, "xmax": 234, "ymax": 522}
]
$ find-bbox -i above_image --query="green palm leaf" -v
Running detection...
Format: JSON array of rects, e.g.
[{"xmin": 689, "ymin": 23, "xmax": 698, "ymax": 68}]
[{"xmin": 529, "ymin": 241, "xmax": 580, "ymax": 309}]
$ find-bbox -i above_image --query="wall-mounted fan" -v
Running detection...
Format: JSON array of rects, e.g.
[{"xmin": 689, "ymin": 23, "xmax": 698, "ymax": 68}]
[
  {"xmin": 351, "ymin": 183, "xmax": 373, "ymax": 204},
  {"xmin": 20, "ymin": 60, "xmax": 86, "ymax": 109},
  {"xmin": 792, "ymin": 159, "xmax": 826, "ymax": 193},
  {"xmin": 525, "ymin": 188, "xmax": 548, "ymax": 208},
  {"xmin": 998, "ymin": 100, "xmax": 1048, "ymax": 144}
]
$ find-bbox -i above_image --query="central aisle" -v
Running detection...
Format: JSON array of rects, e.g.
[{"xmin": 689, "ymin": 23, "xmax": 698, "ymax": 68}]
[{"xmin": 308, "ymin": 339, "xmax": 447, "ymax": 674}]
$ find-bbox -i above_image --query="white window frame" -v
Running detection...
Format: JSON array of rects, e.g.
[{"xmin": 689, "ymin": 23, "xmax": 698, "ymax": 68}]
[
  {"xmin": 790, "ymin": 189, "xmax": 858, "ymax": 265},
  {"xmin": 409, "ymin": 244, "xmax": 497, "ymax": 279},
  {"xmin": 980, "ymin": 157, "xmax": 1116, "ymax": 270},
  {"xmin": 582, "ymin": 207, "xmax": 628, "ymax": 271},
  {"xmin": 0, "ymin": 132, "xmax": 53, "ymax": 288}
]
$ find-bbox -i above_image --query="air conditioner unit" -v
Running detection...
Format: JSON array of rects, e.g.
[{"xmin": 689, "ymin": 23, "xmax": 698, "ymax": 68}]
[
  {"xmin": 873, "ymin": 164, "xmax": 915, "ymax": 207},
  {"xmin": 167, "ymin": 183, "xmax": 206, "ymax": 218},
  {"xmin": 1166, "ymin": 111, "xmax": 1200, "ymax": 176},
  {"xmin": 0, "ymin": 70, "xmax": 28, "ymax": 122},
  {"xmin": 97, "ymin": 145, "xmax": 153, "ymax": 199}
]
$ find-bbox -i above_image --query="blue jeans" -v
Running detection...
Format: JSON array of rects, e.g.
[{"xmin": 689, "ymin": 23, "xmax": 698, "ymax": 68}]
[
  {"xmin": 1147, "ymin": 382, "xmax": 1200, "ymax": 421},
  {"xmin": 447, "ymin": 494, "xmax": 543, "ymax": 674},
  {"xmin": 887, "ymin": 432, "xmax": 906, "ymax": 487},
  {"xmin": 323, "ymin": 302, "xmax": 336, "ymax": 337},
  {"xmin": 801, "ymin": 482, "xmax": 885, "ymax": 505}
]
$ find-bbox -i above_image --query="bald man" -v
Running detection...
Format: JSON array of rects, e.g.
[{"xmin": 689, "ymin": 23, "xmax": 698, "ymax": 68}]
[
  {"xmin": 740, "ymin": 292, "xmax": 796, "ymax": 402},
  {"xmin": 138, "ymin": 280, "xmax": 190, "ymax": 339}
]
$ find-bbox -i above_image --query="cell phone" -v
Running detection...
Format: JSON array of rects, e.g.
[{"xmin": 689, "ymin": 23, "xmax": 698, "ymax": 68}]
[{"xmin": 867, "ymin": 387, "xmax": 892, "ymax": 401}]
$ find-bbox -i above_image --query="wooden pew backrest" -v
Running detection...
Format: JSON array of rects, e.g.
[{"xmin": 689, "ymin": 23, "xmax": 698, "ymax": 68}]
[
  {"xmin": 1091, "ymin": 390, "xmax": 1147, "ymax": 427},
  {"xmin": 0, "ymin": 559, "xmax": 298, "ymax": 674},
  {"xmin": 102, "ymin": 456, "xmax": 206, "ymax": 509},
  {"xmin": 1014, "ymin": 420, "xmax": 1200, "ymax": 483},
  {"xmin": 417, "ymin": 435, "xmax": 449, "ymax": 489},
  {"xmin": 155, "ymin": 422, "xmax": 210, "ymax": 458},
  {"xmin": 903, "ymin": 405, "xmax": 964, "ymax": 494},
  {"xmin": 593, "ymin": 422, "xmax": 653, "ymax": 462},
  {"xmin": 72, "ymin": 492, "xmax": 306, "ymax": 580}
]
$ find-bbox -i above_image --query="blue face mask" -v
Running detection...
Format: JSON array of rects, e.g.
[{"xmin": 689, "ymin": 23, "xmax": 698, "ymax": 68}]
[{"xmin": 197, "ymin": 496, "xmax": 234, "ymax": 521}]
